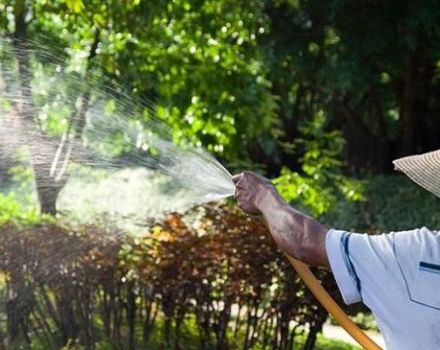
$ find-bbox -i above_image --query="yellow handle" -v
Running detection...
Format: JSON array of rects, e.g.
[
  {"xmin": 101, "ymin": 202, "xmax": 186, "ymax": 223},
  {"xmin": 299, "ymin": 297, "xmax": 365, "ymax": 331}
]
[{"xmin": 285, "ymin": 255, "xmax": 382, "ymax": 350}]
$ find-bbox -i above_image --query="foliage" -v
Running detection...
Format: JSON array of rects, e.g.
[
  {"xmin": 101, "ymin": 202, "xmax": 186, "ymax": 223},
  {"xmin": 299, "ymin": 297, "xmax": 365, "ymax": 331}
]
[
  {"xmin": 311, "ymin": 334, "xmax": 361, "ymax": 350},
  {"xmin": 0, "ymin": 204, "xmax": 338, "ymax": 349},
  {"xmin": 348, "ymin": 313, "xmax": 379, "ymax": 333},
  {"xmin": 1, "ymin": 1, "xmax": 440, "ymax": 348},
  {"xmin": 1, "ymin": 0, "xmax": 440, "ymax": 174},
  {"xmin": 323, "ymin": 175, "xmax": 440, "ymax": 233},
  {"xmin": 273, "ymin": 111, "xmax": 365, "ymax": 217},
  {"xmin": 0, "ymin": 193, "xmax": 50, "ymax": 227},
  {"xmin": 0, "ymin": 0, "xmax": 278, "ymax": 167},
  {"xmin": 3, "ymin": 0, "xmax": 437, "ymax": 216},
  {"xmin": 265, "ymin": 0, "xmax": 440, "ymax": 172}
]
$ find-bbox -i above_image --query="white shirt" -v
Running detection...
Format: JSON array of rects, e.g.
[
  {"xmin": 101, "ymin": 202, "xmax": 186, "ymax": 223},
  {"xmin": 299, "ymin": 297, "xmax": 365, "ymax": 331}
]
[{"xmin": 326, "ymin": 227, "xmax": 440, "ymax": 350}]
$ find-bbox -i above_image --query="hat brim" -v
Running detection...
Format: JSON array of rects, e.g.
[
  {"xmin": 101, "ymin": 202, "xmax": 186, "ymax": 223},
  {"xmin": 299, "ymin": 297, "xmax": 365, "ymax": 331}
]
[{"xmin": 393, "ymin": 149, "xmax": 440, "ymax": 198}]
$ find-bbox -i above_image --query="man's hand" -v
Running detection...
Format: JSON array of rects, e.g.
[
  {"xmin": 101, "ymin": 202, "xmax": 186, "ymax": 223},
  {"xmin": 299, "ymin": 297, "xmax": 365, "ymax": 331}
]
[
  {"xmin": 233, "ymin": 171, "xmax": 329, "ymax": 267},
  {"xmin": 233, "ymin": 171, "xmax": 278, "ymax": 215}
]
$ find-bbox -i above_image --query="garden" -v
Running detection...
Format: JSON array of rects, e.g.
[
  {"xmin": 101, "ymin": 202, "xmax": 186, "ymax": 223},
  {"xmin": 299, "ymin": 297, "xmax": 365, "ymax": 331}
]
[{"xmin": 1, "ymin": 1, "xmax": 440, "ymax": 349}]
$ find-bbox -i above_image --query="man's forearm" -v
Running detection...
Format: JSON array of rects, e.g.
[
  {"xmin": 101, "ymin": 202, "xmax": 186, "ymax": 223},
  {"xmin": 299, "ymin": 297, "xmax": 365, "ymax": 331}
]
[{"xmin": 255, "ymin": 188, "xmax": 329, "ymax": 267}]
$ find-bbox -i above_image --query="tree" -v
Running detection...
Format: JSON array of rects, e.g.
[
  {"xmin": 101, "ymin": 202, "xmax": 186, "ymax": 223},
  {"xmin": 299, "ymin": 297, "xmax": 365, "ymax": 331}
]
[
  {"xmin": 0, "ymin": 0, "xmax": 103, "ymax": 214},
  {"xmin": 263, "ymin": 0, "xmax": 440, "ymax": 173},
  {"xmin": 1, "ymin": 0, "xmax": 280, "ymax": 214},
  {"xmin": 1, "ymin": 0, "xmax": 440, "ymax": 211}
]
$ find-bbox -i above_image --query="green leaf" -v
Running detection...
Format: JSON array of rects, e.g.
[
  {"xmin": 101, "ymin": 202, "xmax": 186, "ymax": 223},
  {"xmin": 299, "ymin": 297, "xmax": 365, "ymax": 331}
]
[{"xmin": 66, "ymin": 0, "xmax": 84, "ymax": 13}]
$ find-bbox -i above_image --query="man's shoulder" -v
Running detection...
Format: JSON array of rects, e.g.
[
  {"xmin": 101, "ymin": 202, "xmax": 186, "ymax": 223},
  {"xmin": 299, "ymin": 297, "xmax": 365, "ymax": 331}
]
[{"xmin": 392, "ymin": 227, "xmax": 440, "ymax": 250}]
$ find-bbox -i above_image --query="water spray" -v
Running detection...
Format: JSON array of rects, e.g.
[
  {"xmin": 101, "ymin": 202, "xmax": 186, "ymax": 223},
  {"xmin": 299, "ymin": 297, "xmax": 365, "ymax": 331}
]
[{"xmin": 0, "ymin": 36, "xmax": 235, "ymax": 226}]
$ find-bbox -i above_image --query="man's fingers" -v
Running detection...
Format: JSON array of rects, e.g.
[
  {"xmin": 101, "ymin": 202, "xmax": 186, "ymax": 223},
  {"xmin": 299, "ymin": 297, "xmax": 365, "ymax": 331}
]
[{"xmin": 232, "ymin": 174, "xmax": 242, "ymax": 184}]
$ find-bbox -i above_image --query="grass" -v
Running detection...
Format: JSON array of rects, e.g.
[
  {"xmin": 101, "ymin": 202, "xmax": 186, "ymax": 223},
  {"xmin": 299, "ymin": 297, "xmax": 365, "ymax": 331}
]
[
  {"xmin": 2, "ymin": 309, "xmax": 363, "ymax": 350},
  {"xmin": 26, "ymin": 334, "xmax": 362, "ymax": 350},
  {"xmin": 311, "ymin": 334, "xmax": 362, "ymax": 350}
]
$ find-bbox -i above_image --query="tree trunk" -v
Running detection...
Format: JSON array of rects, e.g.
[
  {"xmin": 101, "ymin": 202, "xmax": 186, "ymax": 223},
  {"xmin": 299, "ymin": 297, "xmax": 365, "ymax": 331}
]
[
  {"xmin": 13, "ymin": 1, "xmax": 62, "ymax": 215},
  {"xmin": 12, "ymin": 5, "xmax": 99, "ymax": 214},
  {"xmin": 127, "ymin": 283, "xmax": 136, "ymax": 350},
  {"xmin": 400, "ymin": 58, "xmax": 416, "ymax": 156},
  {"xmin": 302, "ymin": 317, "xmax": 325, "ymax": 350}
]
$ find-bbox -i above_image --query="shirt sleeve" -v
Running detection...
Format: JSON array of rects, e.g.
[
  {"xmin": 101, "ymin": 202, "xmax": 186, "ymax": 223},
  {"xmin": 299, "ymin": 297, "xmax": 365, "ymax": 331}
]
[
  {"xmin": 326, "ymin": 228, "xmax": 404, "ymax": 306},
  {"xmin": 326, "ymin": 229, "xmax": 363, "ymax": 304},
  {"xmin": 326, "ymin": 227, "xmax": 438, "ymax": 308}
]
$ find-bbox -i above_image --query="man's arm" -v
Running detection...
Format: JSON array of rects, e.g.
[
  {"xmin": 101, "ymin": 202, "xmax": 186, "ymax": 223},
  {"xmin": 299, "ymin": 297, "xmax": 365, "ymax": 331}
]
[{"xmin": 233, "ymin": 171, "xmax": 329, "ymax": 267}]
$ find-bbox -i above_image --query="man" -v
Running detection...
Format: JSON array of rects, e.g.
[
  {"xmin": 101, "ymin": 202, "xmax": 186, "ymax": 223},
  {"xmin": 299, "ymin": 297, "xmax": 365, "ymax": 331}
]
[{"xmin": 233, "ymin": 149, "xmax": 440, "ymax": 350}]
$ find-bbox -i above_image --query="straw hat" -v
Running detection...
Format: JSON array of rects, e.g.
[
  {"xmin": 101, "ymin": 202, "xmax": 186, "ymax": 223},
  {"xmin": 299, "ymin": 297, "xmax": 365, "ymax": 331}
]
[{"xmin": 393, "ymin": 149, "xmax": 440, "ymax": 198}]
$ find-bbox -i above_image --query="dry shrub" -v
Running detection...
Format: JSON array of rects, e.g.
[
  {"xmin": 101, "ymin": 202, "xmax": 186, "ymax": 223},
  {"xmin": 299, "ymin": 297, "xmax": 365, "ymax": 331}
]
[{"xmin": 0, "ymin": 204, "xmax": 337, "ymax": 350}]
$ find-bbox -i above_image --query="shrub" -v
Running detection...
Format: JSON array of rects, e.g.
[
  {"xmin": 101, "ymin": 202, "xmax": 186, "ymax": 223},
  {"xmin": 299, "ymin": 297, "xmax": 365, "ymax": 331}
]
[
  {"xmin": 0, "ymin": 204, "xmax": 337, "ymax": 350},
  {"xmin": 323, "ymin": 175, "xmax": 440, "ymax": 232}
]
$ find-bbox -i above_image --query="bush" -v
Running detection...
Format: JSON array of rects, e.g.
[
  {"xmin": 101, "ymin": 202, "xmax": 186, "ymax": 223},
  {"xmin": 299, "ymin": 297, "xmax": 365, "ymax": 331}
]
[
  {"xmin": 3, "ymin": 174, "xmax": 429, "ymax": 349},
  {"xmin": 0, "ymin": 204, "xmax": 338, "ymax": 350},
  {"xmin": 323, "ymin": 175, "xmax": 440, "ymax": 232}
]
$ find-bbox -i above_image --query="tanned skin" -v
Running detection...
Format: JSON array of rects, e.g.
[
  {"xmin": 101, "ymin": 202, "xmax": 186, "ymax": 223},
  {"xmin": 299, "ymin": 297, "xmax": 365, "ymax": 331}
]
[{"xmin": 233, "ymin": 171, "xmax": 329, "ymax": 267}]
